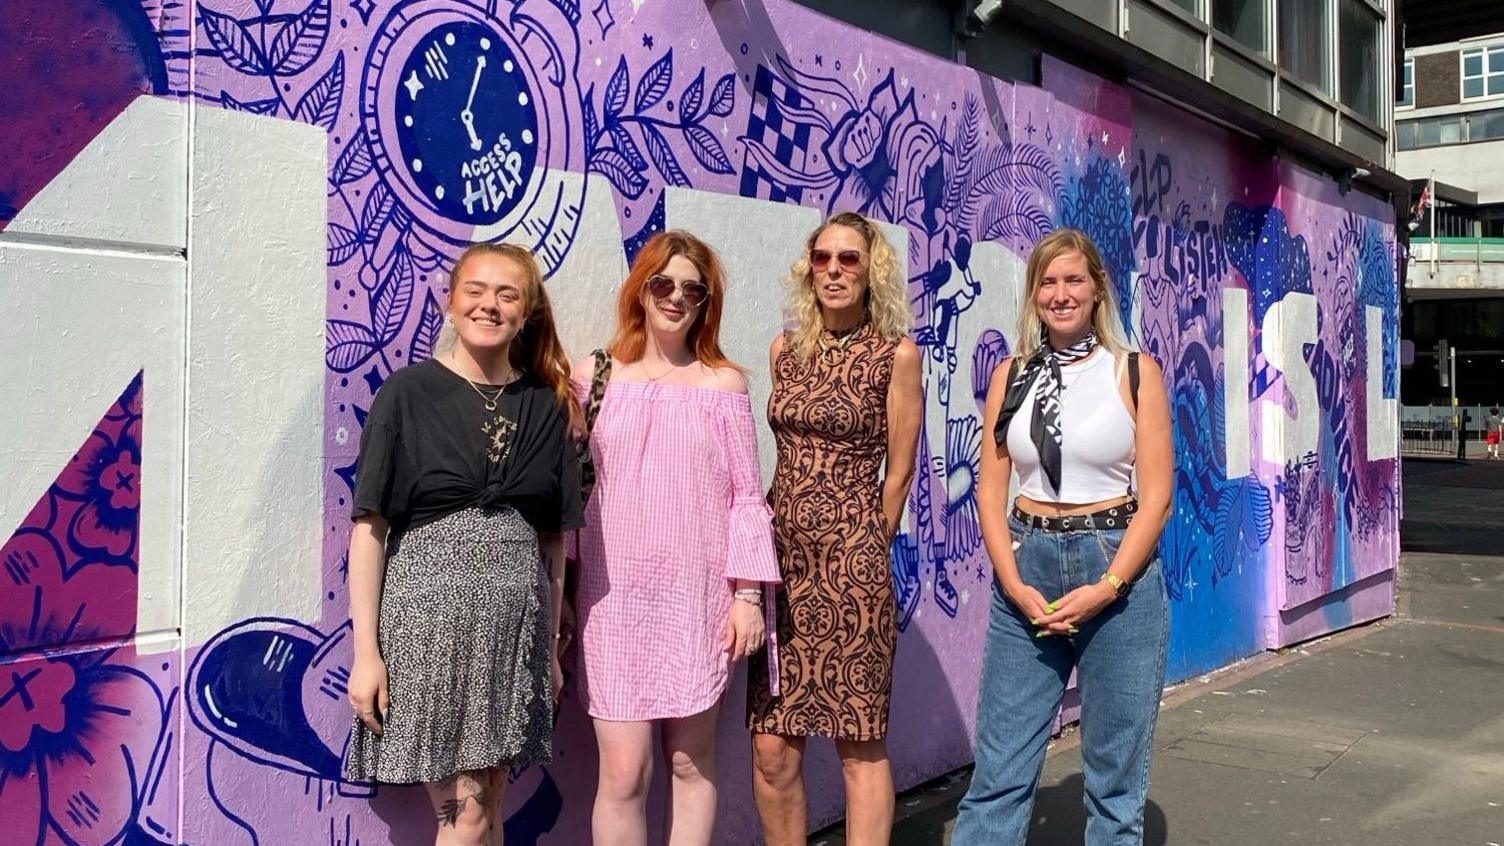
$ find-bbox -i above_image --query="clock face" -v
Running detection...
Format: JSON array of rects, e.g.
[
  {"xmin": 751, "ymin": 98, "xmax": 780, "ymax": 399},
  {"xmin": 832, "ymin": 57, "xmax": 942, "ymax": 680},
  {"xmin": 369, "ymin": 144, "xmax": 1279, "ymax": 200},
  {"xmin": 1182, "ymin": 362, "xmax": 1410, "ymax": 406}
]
[
  {"xmin": 362, "ymin": 0, "xmax": 588, "ymax": 271},
  {"xmin": 392, "ymin": 20, "xmax": 539, "ymax": 227}
]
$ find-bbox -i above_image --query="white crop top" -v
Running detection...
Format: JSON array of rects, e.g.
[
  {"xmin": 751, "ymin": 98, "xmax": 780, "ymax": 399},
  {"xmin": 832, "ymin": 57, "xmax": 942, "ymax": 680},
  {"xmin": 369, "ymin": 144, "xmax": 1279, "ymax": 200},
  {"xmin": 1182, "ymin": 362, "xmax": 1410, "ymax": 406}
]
[{"xmin": 1005, "ymin": 349, "xmax": 1136, "ymax": 503}]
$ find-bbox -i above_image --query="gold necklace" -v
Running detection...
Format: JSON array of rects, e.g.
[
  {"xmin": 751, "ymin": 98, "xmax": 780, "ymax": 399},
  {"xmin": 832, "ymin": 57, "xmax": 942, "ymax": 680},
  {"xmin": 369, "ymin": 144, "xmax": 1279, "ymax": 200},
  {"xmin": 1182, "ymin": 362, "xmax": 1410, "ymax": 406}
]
[
  {"xmin": 817, "ymin": 324, "xmax": 863, "ymax": 364},
  {"xmin": 643, "ymin": 358, "xmax": 693, "ymax": 382},
  {"xmin": 452, "ymin": 353, "xmax": 515, "ymax": 411}
]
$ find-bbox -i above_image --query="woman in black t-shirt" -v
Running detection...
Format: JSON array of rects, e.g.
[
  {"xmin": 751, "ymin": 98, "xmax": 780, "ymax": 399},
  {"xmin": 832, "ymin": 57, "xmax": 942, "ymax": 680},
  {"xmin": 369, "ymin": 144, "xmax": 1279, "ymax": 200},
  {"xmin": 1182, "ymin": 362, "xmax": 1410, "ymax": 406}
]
[{"xmin": 342, "ymin": 243, "xmax": 583, "ymax": 843}]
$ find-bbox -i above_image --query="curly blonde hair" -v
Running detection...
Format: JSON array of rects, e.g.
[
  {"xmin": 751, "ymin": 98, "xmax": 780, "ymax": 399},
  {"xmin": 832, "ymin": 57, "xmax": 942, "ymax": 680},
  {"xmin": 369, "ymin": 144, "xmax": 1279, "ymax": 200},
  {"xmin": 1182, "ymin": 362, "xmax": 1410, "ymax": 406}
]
[
  {"xmin": 784, "ymin": 212, "xmax": 912, "ymax": 360},
  {"xmin": 1014, "ymin": 227, "xmax": 1132, "ymax": 361}
]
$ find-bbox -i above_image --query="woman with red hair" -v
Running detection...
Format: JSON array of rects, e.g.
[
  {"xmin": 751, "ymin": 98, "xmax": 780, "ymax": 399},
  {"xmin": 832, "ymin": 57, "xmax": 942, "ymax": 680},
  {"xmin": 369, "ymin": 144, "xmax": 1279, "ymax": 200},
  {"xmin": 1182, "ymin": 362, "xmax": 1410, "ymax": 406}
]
[{"xmin": 573, "ymin": 230, "xmax": 780, "ymax": 846}]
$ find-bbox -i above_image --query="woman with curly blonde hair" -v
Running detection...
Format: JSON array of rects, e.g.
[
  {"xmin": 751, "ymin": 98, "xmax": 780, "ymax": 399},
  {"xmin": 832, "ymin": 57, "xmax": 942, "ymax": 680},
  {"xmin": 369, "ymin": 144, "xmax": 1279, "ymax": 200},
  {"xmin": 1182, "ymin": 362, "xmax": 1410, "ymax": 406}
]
[{"xmin": 747, "ymin": 212, "xmax": 923, "ymax": 846}]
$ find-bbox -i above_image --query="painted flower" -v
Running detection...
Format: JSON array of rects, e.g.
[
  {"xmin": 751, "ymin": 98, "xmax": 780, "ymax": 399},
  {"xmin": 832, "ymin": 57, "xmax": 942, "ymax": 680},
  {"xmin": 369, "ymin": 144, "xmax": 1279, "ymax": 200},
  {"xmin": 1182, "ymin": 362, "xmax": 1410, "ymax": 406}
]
[
  {"xmin": 0, "ymin": 533, "xmax": 164, "ymax": 846},
  {"xmin": 53, "ymin": 427, "xmax": 141, "ymax": 570},
  {"xmin": 823, "ymin": 70, "xmax": 943, "ymax": 226}
]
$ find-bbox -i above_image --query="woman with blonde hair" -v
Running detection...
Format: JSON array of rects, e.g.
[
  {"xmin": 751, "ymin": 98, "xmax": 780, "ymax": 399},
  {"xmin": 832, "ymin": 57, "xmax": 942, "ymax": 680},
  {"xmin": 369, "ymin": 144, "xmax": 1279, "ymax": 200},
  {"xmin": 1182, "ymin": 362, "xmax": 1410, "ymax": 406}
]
[
  {"xmin": 953, "ymin": 227, "xmax": 1174, "ymax": 845},
  {"xmin": 573, "ymin": 230, "xmax": 780, "ymax": 846},
  {"xmin": 747, "ymin": 211, "xmax": 923, "ymax": 846},
  {"xmin": 343, "ymin": 243, "xmax": 584, "ymax": 846}
]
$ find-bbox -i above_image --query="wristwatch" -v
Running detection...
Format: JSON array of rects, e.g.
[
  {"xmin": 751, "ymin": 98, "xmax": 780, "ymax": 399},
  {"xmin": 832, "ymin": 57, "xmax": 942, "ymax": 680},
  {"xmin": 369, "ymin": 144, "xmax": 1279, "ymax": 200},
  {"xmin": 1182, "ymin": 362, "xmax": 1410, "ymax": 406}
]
[{"xmin": 1101, "ymin": 572, "xmax": 1128, "ymax": 597}]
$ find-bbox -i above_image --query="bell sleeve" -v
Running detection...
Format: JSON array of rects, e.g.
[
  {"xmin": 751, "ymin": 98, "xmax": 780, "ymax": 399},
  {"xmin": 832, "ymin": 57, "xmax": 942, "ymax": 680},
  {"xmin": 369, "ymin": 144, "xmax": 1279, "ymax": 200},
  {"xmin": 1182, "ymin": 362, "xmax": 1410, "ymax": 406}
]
[{"xmin": 720, "ymin": 394, "xmax": 780, "ymax": 584}]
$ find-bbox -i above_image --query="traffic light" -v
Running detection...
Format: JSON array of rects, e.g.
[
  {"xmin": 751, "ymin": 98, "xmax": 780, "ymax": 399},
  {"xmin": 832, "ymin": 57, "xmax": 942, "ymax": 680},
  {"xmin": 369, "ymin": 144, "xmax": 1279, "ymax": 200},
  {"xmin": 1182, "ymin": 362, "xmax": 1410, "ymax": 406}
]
[{"xmin": 1437, "ymin": 340, "xmax": 1450, "ymax": 388}]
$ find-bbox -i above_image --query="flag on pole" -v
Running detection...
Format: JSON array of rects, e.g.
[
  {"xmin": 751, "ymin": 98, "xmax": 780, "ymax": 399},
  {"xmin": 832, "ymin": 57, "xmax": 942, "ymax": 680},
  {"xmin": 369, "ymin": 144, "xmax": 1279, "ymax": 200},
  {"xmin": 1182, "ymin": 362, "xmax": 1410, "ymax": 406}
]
[{"xmin": 1409, "ymin": 177, "xmax": 1433, "ymax": 229}]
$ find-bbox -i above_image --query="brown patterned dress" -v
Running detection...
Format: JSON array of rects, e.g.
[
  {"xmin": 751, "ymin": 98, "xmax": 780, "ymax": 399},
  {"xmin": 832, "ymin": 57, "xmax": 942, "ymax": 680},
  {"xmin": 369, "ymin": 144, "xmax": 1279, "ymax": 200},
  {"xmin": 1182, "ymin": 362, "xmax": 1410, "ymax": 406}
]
[{"xmin": 747, "ymin": 324, "xmax": 899, "ymax": 741}]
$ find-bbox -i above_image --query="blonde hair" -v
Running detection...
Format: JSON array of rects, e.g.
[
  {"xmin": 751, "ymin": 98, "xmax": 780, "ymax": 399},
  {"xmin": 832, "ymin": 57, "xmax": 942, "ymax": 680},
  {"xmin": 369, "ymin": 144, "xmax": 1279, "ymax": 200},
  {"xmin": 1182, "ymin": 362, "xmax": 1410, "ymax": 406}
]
[
  {"xmin": 784, "ymin": 212, "xmax": 912, "ymax": 360},
  {"xmin": 1014, "ymin": 228, "xmax": 1132, "ymax": 360}
]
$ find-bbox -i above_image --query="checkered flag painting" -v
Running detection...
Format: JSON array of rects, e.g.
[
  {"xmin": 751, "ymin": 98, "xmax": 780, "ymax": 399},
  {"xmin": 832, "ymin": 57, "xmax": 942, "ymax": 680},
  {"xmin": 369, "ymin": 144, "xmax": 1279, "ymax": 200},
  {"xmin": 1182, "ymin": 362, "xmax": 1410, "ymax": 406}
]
[{"xmin": 739, "ymin": 64, "xmax": 814, "ymax": 203}]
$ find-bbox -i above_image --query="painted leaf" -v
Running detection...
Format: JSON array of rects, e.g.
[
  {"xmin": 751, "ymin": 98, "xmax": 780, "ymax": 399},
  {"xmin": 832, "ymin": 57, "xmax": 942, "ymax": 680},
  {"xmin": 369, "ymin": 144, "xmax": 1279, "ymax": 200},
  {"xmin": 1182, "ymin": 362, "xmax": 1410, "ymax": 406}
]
[
  {"xmin": 219, "ymin": 90, "xmax": 278, "ymax": 115},
  {"xmin": 634, "ymin": 49, "xmax": 673, "ymax": 112},
  {"xmin": 608, "ymin": 122, "xmax": 648, "ymax": 171},
  {"xmin": 267, "ymin": 0, "xmax": 331, "ymax": 75},
  {"xmin": 641, "ymin": 121, "xmax": 690, "ymax": 187},
  {"xmin": 326, "ymin": 320, "xmax": 380, "ymax": 372},
  {"xmin": 331, "ymin": 129, "xmax": 374, "ymax": 184},
  {"xmin": 372, "ymin": 247, "xmax": 415, "ymax": 344},
  {"xmin": 583, "ymin": 85, "xmax": 600, "ymax": 147},
  {"xmin": 327, "ymin": 222, "xmax": 360, "ymax": 265},
  {"xmin": 680, "ymin": 68, "xmax": 706, "ymax": 123},
  {"xmin": 604, "ymin": 56, "xmax": 629, "ymax": 117},
  {"xmin": 200, "ymin": 6, "xmax": 267, "ymax": 75},
  {"xmin": 409, "ymin": 291, "xmax": 445, "ymax": 363},
  {"xmin": 588, "ymin": 149, "xmax": 648, "ymax": 199},
  {"xmin": 707, "ymin": 73, "xmax": 736, "ymax": 117},
  {"xmin": 294, "ymin": 53, "xmax": 344, "ymax": 132},
  {"xmin": 683, "ymin": 124, "xmax": 733, "ymax": 174},
  {"xmin": 360, "ymin": 181, "xmax": 396, "ymax": 243}
]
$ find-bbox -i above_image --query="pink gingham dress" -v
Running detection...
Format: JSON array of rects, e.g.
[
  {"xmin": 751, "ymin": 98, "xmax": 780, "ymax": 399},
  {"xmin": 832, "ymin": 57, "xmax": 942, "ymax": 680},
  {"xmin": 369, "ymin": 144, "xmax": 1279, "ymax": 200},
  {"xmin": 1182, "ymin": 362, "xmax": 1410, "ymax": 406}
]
[{"xmin": 573, "ymin": 379, "xmax": 781, "ymax": 721}]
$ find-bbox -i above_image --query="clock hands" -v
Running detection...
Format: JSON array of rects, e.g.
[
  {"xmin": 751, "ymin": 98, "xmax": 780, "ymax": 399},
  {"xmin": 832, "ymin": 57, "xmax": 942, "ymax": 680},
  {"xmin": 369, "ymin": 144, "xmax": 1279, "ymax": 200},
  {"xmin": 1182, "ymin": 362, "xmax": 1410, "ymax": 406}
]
[{"xmin": 460, "ymin": 55, "xmax": 486, "ymax": 152}]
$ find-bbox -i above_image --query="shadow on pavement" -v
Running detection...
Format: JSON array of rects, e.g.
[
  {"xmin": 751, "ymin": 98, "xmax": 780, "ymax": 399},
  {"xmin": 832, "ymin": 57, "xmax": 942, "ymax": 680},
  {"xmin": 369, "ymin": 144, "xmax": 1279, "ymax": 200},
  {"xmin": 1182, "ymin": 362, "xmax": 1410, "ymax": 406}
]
[{"xmin": 1026, "ymin": 772, "xmax": 1167, "ymax": 846}]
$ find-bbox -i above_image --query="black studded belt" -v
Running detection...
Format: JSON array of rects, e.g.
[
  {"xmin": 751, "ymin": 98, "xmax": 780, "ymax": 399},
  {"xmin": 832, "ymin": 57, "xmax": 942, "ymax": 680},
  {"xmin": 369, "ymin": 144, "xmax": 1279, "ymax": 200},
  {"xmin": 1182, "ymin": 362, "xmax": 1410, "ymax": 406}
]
[{"xmin": 1011, "ymin": 499, "xmax": 1138, "ymax": 532}]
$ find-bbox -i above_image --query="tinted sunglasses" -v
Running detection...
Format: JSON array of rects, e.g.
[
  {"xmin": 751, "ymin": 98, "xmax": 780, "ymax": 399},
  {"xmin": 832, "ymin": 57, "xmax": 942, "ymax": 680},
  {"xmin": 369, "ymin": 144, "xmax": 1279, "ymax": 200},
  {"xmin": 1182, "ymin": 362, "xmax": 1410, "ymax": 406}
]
[
  {"xmin": 810, "ymin": 249, "xmax": 863, "ymax": 271},
  {"xmin": 647, "ymin": 274, "xmax": 710, "ymax": 308}
]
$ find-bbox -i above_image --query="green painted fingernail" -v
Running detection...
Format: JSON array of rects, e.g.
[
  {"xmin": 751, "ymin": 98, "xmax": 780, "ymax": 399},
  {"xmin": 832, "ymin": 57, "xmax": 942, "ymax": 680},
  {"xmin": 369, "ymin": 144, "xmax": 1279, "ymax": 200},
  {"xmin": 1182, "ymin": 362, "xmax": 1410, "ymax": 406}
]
[
  {"xmin": 1035, "ymin": 631, "xmax": 1050, "ymax": 638},
  {"xmin": 1045, "ymin": 602, "xmax": 1058, "ymax": 613},
  {"xmin": 1030, "ymin": 618, "xmax": 1040, "ymax": 625}
]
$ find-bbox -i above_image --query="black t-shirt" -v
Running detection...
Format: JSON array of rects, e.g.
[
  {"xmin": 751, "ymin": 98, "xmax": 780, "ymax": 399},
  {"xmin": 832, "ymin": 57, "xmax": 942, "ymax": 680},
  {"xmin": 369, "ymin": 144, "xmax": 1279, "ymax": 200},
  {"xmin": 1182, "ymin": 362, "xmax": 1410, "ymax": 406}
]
[{"xmin": 351, "ymin": 358, "xmax": 584, "ymax": 535}]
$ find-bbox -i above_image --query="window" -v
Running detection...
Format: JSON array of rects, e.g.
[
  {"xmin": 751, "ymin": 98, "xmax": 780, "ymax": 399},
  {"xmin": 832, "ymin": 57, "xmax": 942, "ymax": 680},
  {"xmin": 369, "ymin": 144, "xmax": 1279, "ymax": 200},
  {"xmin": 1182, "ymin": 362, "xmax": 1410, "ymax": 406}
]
[
  {"xmin": 1461, "ymin": 44, "xmax": 1504, "ymax": 100},
  {"xmin": 1396, "ymin": 115, "xmax": 1464, "ymax": 149},
  {"xmin": 1398, "ymin": 58, "xmax": 1413, "ymax": 108},
  {"xmin": 1214, "ymin": 0, "xmax": 1267, "ymax": 52},
  {"xmin": 1338, "ymin": 0, "xmax": 1380, "ymax": 121},
  {"xmin": 1469, "ymin": 109, "xmax": 1504, "ymax": 142},
  {"xmin": 1164, "ymin": 0, "xmax": 1199, "ymax": 14},
  {"xmin": 1279, "ymin": 0, "xmax": 1331, "ymax": 92}
]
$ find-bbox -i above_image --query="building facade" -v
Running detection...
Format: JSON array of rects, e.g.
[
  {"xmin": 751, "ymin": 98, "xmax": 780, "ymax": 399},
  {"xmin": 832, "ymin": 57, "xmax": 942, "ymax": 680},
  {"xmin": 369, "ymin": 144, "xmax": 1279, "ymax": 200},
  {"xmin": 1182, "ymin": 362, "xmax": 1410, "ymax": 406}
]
[
  {"xmin": 1396, "ymin": 26, "xmax": 1504, "ymax": 406},
  {"xmin": 0, "ymin": 1, "xmax": 1401, "ymax": 843}
]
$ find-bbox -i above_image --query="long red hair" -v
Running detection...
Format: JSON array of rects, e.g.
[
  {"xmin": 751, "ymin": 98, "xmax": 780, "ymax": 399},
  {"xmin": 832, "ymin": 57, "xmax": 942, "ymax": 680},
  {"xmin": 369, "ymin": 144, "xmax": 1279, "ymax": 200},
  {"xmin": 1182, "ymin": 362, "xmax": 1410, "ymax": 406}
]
[
  {"xmin": 606, "ymin": 230, "xmax": 736, "ymax": 369},
  {"xmin": 449, "ymin": 243, "xmax": 583, "ymax": 431}
]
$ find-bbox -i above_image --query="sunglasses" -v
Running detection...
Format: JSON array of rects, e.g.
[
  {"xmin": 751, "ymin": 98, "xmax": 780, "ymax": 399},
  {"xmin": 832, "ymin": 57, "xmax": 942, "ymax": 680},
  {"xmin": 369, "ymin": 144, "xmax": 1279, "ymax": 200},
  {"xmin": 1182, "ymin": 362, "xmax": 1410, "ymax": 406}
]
[
  {"xmin": 810, "ymin": 249, "xmax": 863, "ymax": 271},
  {"xmin": 647, "ymin": 274, "xmax": 710, "ymax": 308}
]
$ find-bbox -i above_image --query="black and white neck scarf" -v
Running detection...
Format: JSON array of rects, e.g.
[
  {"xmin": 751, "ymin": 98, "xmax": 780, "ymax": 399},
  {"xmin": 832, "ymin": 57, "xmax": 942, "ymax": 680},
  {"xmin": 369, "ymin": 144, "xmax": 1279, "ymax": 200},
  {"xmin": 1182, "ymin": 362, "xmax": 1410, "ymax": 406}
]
[{"xmin": 992, "ymin": 331, "xmax": 1099, "ymax": 496}]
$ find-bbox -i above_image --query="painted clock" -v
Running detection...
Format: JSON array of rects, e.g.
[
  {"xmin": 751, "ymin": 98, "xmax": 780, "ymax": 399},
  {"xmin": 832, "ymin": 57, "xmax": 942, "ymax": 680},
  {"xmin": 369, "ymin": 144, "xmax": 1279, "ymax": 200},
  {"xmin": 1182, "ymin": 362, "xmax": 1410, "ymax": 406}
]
[{"xmin": 362, "ymin": 0, "xmax": 586, "ymax": 266}]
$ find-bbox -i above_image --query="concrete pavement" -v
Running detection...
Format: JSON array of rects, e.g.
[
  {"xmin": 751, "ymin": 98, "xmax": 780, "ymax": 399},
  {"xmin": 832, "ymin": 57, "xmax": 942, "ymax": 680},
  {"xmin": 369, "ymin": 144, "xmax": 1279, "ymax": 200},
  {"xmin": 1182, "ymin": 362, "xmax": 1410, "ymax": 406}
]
[{"xmin": 818, "ymin": 459, "xmax": 1504, "ymax": 845}]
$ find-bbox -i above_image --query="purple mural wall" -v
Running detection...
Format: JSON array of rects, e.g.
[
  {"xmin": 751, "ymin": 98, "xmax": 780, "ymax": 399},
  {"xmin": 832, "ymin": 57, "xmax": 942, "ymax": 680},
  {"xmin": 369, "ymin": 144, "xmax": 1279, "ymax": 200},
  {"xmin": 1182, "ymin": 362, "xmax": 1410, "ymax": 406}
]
[{"xmin": 0, "ymin": 0, "xmax": 1398, "ymax": 843}]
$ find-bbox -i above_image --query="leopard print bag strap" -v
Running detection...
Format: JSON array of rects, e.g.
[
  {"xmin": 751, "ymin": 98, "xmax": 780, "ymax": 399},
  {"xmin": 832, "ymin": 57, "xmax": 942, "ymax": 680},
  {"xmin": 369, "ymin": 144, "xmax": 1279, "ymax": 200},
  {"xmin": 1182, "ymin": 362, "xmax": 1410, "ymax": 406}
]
[{"xmin": 577, "ymin": 349, "xmax": 611, "ymax": 505}]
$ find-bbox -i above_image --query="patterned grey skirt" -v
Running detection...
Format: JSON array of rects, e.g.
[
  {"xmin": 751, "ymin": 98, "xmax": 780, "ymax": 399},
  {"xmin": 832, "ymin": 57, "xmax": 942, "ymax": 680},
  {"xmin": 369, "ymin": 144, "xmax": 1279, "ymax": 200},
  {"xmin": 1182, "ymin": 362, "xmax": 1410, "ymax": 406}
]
[{"xmin": 343, "ymin": 506, "xmax": 553, "ymax": 784}]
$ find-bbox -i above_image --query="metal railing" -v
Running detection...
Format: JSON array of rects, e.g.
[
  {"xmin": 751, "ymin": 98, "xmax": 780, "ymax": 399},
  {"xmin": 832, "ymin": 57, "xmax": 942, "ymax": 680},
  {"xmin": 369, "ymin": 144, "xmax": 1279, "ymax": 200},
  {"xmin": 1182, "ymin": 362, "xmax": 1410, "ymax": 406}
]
[{"xmin": 1402, "ymin": 404, "xmax": 1503, "ymax": 458}]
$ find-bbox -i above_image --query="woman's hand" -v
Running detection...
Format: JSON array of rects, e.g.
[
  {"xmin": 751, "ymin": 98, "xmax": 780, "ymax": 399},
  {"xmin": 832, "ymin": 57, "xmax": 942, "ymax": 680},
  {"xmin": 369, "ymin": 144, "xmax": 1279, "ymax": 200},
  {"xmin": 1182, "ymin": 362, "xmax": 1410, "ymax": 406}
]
[
  {"xmin": 1035, "ymin": 582, "xmax": 1119, "ymax": 634},
  {"xmin": 349, "ymin": 653, "xmax": 389, "ymax": 735},
  {"xmin": 1005, "ymin": 581, "xmax": 1056, "ymax": 631},
  {"xmin": 723, "ymin": 596, "xmax": 766, "ymax": 662}
]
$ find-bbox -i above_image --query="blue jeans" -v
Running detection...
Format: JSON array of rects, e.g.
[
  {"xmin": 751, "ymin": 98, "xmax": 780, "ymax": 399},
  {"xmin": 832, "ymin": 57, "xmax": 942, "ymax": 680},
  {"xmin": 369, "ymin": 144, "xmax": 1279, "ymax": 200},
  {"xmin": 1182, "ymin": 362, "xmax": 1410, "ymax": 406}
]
[{"xmin": 953, "ymin": 516, "xmax": 1169, "ymax": 846}]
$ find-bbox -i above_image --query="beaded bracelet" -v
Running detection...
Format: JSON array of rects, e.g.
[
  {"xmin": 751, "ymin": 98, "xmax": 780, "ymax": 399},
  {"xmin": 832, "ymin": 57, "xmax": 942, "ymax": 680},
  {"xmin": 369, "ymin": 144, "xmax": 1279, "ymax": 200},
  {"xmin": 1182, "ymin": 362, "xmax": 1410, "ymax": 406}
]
[{"xmin": 733, "ymin": 588, "xmax": 763, "ymax": 606}]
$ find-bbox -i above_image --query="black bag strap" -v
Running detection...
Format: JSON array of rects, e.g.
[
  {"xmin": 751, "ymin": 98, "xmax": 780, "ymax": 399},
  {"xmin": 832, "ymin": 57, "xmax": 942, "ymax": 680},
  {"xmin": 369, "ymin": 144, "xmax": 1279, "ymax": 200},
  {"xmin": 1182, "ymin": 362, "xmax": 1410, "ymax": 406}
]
[{"xmin": 1127, "ymin": 351, "xmax": 1140, "ymax": 414}]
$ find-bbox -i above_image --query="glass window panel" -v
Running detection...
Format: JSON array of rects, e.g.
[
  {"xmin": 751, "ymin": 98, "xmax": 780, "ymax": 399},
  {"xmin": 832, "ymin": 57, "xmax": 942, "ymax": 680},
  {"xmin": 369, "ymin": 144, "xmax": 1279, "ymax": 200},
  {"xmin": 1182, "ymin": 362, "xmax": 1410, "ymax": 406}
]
[
  {"xmin": 1490, "ymin": 48, "xmax": 1504, "ymax": 73},
  {"xmin": 1395, "ymin": 121, "xmax": 1416, "ymax": 149},
  {"xmin": 1490, "ymin": 75, "xmax": 1504, "ymax": 96},
  {"xmin": 1465, "ymin": 76, "xmax": 1486, "ymax": 99},
  {"xmin": 1338, "ymin": 0, "xmax": 1379, "ymax": 121},
  {"xmin": 1464, "ymin": 52, "xmax": 1484, "ymax": 77},
  {"xmin": 1279, "ymin": 0, "xmax": 1331, "ymax": 92},
  {"xmin": 1213, "ymin": 0, "xmax": 1266, "ymax": 51},
  {"xmin": 1439, "ymin": 117, "xmax": 1462, "ymax": 144},
  {"xmin": 1473, "ymin": 110, "xmax": 1504, "ymax": 141},
  {"xmin": 1415, "ymin": 120, "xmax": 1440, "ymax": 146},
  {"xmin": 1166, "ymin": 0, "xmax": 1199, "ymax": 14}
]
